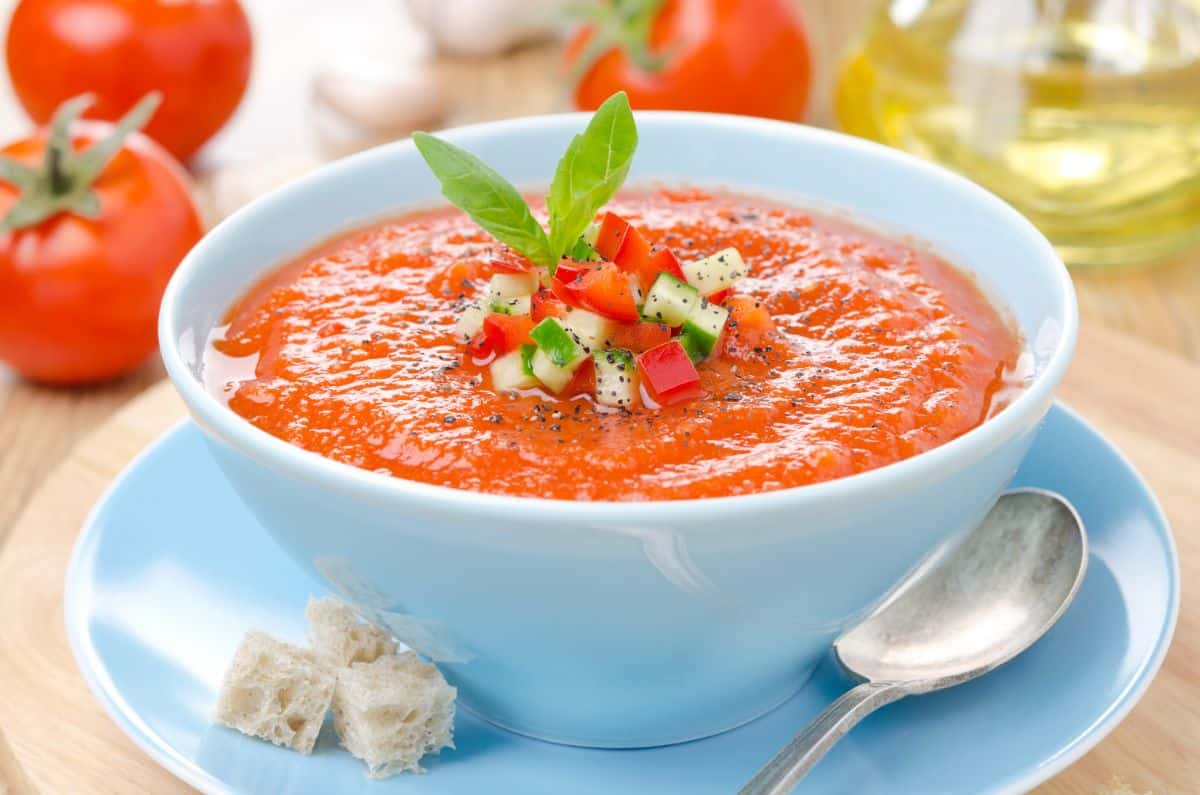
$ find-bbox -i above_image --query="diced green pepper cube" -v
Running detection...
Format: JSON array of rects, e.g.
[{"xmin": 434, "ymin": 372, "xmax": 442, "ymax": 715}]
[
  {"xmin": 570, "ymin": 237, "xmax": 601, "ymax": 262},
  {"xmin": 530, "ymin": 317, "xmax": 582, "ymax": 367}
]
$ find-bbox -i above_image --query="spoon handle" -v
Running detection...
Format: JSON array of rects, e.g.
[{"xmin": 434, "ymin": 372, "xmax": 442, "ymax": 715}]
[{"xmin": 737, "ymin": 681, "xmax": 910, "ymax": 795}]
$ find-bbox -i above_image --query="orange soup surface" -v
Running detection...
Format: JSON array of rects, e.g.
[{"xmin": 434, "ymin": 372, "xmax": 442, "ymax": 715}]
[{"xmin": 208, "ymin": 189, "xmax": 1022, "ymax": 501}]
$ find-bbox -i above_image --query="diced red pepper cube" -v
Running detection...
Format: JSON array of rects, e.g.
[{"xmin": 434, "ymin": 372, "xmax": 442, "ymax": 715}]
[
  {"xmin": 594, "ymin": 211, "xmax": 631, "ymax": 261},
  {"xmin": 552, "ymin": 260, "xmax": 640, "ymax": 322},
  {"xmin": 648, "ymin": 246, "xmax": 686, "ymax": 283},
  {"xmin": 551, "ymin": 260, "xmax": 589, "ymax": 307},
  {"xmin": 531, "ymin": 289, "xmax": 569, "ymax": 322},
  {"xmin": 612, "ymin": 222, "xmax": 687, "ymax": 292},
  {"xmin": 613, "ymin": 221, "xmax": 652, "ymax": 272},
  {"xmin": 637, "ymin": 340, "xmax": 703, "ymax": 405},
  {"xmin": 579, "ymin": 262, "xmax": 641, "ymax": 322}
]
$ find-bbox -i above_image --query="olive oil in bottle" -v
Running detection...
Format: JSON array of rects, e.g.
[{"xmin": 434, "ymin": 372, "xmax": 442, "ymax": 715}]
[{"xmin": 835, "ymin": 0, "xmax": 1200, "ymax": 267}]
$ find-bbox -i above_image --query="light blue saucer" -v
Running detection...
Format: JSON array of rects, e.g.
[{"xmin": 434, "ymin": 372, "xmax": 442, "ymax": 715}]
[{"xmin": 65, "ymin": 403, "xmax": 1178, "ymax": 795}]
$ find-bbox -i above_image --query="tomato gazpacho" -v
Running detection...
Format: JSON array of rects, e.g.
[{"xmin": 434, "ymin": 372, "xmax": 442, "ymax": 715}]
[{"xmin": 206, "ymin": 93, "xmax": 1022, "ymax": 501}]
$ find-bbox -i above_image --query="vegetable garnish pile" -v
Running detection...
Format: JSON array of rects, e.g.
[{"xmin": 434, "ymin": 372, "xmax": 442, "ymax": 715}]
[{"xmin": 414, "ymin": 92, "xmax": 751, "ymax": 410}]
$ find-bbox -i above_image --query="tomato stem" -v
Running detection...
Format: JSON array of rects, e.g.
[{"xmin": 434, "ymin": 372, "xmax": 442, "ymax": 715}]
[
  {"xmin": 0, "ymin": 92, "xmax": 162, "ymax": 234},
  {"xmin": 46, "ymin": 145, "xmax": 71, "ymax": 194},
  {"xmin": 567, "ymin": 0, "xmax": 672, "ymax": 87}
]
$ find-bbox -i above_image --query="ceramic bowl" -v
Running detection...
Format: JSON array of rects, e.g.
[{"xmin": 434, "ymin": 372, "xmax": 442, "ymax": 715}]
[{"xmin": 160, "ymin": 112, "xmax": 1077, "ymax": 748}]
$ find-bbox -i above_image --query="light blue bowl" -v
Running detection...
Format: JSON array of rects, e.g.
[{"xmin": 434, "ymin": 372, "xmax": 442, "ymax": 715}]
[{"xmin": 159, "ymin": 113, "xmax": 1077, "ymax": 749}]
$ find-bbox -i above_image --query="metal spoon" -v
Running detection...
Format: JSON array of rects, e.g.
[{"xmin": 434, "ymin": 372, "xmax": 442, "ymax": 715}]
[{"xmin": 739, "ymin": 488, "xmax": 1087, "ymax": 795}]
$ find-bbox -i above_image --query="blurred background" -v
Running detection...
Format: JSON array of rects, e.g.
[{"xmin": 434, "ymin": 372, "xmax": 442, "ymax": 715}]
[{"xmin": 0, "ymin": 0, "xmax": 1197, "ymax": 524}]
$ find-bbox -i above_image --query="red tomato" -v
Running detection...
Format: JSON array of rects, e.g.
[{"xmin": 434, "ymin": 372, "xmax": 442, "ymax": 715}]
[
  {"xmin": 727, "ymin": 295, "xmax": 774, "ymax": 335},
  {"xmin": 6, "ymin": 0, "xmax": 253, "ymax": 161},
  {"xmin": 567, "ymin": 0, "xmax": 811, "ymax": 122},
  {"xmin": 594, "ymin": 211, "xmax": 630, "ymax": 260},
  {"xmin": 637, "ymin": 340, "xmax": 702, "ymax": 405},
  {"xmin": 0, "ymin": 100, "xmax": 203, "ymax": 384},
  {"xmin": 607, "ymin": 321, "xmax": 672, "ymax": 353},
  {"xmin": 466, "ymin": 330, "xmax": 494, "ymax": 360},
  {"xmin": 491, "ymin": 250, "xmax": 533, "ymax": 274},
  {"xmin": 721, "ymin": 294, "xmax": 776, "ymax": 359},
  {"xmin": 481, "ymin": 313, "xmax": 534, "ymax": 355},
  {"xmin": 567, "ymin": 355, "xmax": 595, "ymax": 394}
]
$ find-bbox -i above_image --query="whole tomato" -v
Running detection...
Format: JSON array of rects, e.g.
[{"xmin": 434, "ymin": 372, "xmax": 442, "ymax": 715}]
[
  {"xmin": 0, "ymin": 95, "xmax": 204, "ymax": 384},
  {"xmin": 6, "ymin": 0, "xmax": 253, "ymax": 161},
  {"xmin": 568, "ymin": 0, "xmax": 812, "ymax": 121}
]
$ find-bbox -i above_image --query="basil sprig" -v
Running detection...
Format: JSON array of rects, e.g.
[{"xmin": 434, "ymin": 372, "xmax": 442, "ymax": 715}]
[
  {"xmin": 413, "ymin": 91, "xmax": 637, "ymax": 272},
  {"xmin": 411, "ymin": 133, "xmax": 557, "ymax": 269}
]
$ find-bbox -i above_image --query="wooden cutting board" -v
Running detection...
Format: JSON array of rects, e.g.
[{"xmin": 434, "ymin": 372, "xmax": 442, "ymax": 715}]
[{"xmin": 0, "ymin": 323, "xmax": 1196, "ymax": 795}]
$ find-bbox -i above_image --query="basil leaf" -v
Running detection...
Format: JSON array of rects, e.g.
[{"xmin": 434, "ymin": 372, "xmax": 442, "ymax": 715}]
[
  {"xmin": 547, "ymin": 91, "xmax": 637, "ymax": 261},
  {"xmin": 413, "ymin": 132, "xmax": 556, "ymax": 269}
]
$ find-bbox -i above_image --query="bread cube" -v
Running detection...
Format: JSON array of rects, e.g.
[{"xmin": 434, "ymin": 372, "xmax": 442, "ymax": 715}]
[
  {"xmin": 333, "ymin": 652, "xmax": 456, "ymax": 777},
  {"xmin": 214, "ymin": 631, "xmax": 335, "ymax": 754},
  {"xmin": 306, "ymin": 596, "xmax": 397, "ymax": 666}
]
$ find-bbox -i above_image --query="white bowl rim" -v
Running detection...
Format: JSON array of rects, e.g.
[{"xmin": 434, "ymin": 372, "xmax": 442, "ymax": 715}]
[{"xmin": 160, "ymin": 110, "xmax": 1078, "ymax": 521}]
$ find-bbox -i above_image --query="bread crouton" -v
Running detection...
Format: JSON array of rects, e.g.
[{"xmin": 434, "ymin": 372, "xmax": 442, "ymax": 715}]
[
  {"xmin": 332, "ymin": 652, "xmax": 456, "ymax": 777},
  {"xmin": 306, "ymin": 596, "xmax": 397, "ymax": 666},
  {"xmin": 214, "ymin": 631, "xmax": 335, "ymax": 754}
]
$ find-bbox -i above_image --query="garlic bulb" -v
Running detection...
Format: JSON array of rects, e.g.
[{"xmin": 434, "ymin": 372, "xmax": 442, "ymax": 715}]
[
  {"xmin": 402, "ymin": 0, "xmax": 571, "ymax": 57},
  {"xmin": 311, "ymin": 60, "xmax": 448, "ymax": 157}
]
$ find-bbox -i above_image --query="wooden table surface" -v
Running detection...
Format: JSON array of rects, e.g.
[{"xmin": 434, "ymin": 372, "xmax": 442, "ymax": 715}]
[{"xmin": 0, "ymin": 1, "xmax": 1195, "ymax": 793}]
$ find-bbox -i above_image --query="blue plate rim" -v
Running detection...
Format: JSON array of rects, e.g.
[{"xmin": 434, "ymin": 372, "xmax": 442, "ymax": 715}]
[{"xmin": 62, "ymin": 401, "xmax": 1181, "ymax": 795}]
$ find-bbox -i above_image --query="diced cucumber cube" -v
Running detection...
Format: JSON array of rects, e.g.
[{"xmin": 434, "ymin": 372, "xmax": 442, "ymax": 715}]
[
  {"xmin": 678, "ymin": 332, "xmax": 704, "ymax": 363},
  {"xmin": 563, "ymin": 308, "xmax": 613, "ymax": 351},
  {"xmin": 682, "ymin": 248, "xmax": 746, "ymax": 296},
  {"xmin": 490, "ymin": 295, "xmax": 531, "ymax": 316},
  {"xmin": 641, "ymin": 272, "xmax": 699, "ymax": 327},
  {"xmin": 490, "ymin": 348, "xmax": 538, "ymax": 391},
  {"xmin": 530, "ymin": 317, "xmax": 584, "ymax": 367},
  {"xmin": 519, "ymin": 343, "xmax": 536, "ymax": 375},
  {"xmin": 581, "ymin": 221, "xmax": 600, "ymax": 246},
  {"xmin": 593, "ymin": 349, "xmax": 640, "ymax": 409},
  {"xmin": 455, "ymin": 301, "xmax": 489, "ymax": 342},
  {"xmin": 488, "ymin": 272, "xmax": 539, "ymax": 301},
  {"xmin": 628, "ymin": 275, "xmax": 644, "ymax": 307},
  {"xmin": 680, "ymin": 300, "xmax": 729, "ymax": 361},
  {"xmin": 532, "ymin": 347, "xmax": 584, "ymax": 393}
]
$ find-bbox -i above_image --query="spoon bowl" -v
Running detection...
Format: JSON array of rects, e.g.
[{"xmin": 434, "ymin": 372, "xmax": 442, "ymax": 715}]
[
  {"xmin": 837, "ymin": 488, "xmax": 1087, "ymax": 690},
  {"xmin": 740, "ymin": 488, "xmax": 1087, "ymax": 795}
]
